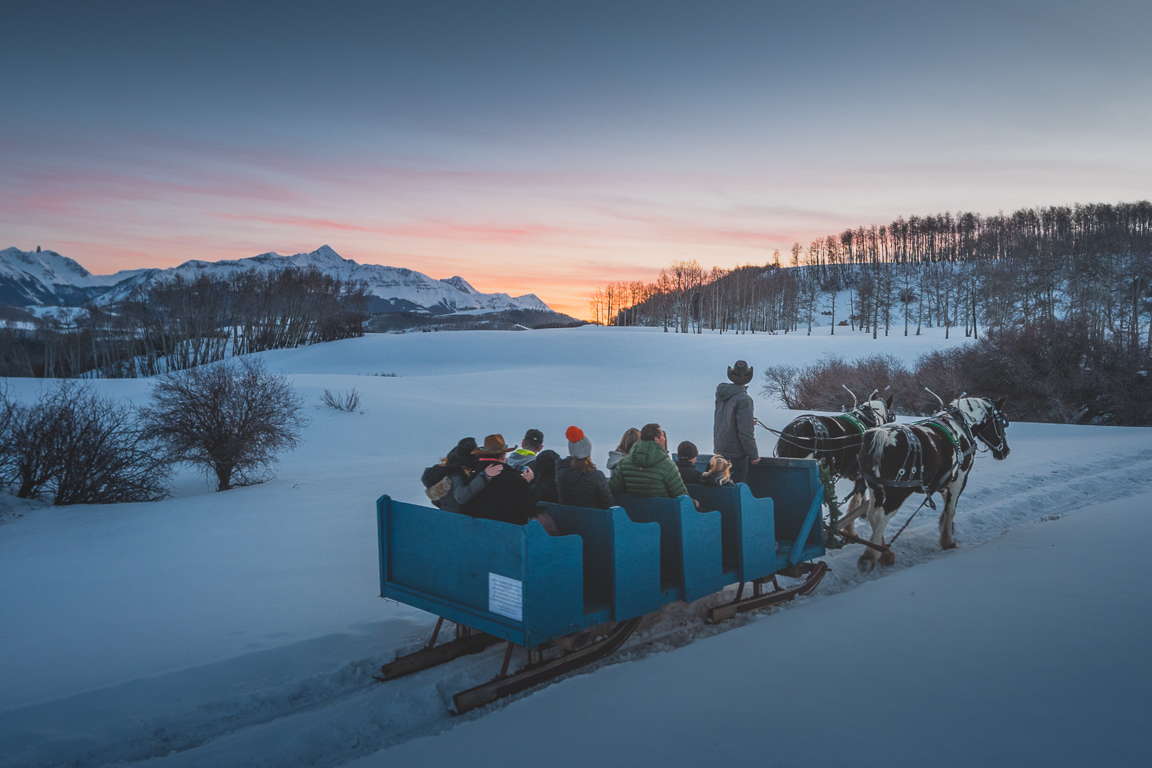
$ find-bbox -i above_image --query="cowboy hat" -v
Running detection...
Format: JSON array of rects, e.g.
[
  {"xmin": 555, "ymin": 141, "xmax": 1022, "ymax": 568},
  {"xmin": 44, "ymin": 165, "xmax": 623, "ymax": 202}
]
[
  {"xmin": 472, "ymin": 433, "xmax": 517, "ymax": 456},
  {"xmin": 727, "ymin": 360, "xmax": 754, "ymax": 385}
]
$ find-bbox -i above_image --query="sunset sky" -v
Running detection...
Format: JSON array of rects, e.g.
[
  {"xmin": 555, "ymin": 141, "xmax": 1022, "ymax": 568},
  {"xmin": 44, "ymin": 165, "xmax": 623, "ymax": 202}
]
[{"xmin": 3, "ymin": 0, "xmax": 1150, "ymax": 318}]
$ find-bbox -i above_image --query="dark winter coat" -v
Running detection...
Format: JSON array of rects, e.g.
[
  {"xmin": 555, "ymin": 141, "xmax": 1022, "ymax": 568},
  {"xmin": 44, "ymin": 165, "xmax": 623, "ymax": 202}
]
[
  {"xmin": 423, "ymin": 440, "xmax": 481, "ymax": 513},
  {"xmin": 675, "ymin": 456, "xmax": 704, "ymax": 485},
  {"xmin": 423, "ymin": 466, "xmax": 480, "ymax": 513},
  {"xmin": 423, "ymin": 460, "xmax": 479, "ymax": 513},
  {"xmin": 532, "ymin": 450, "xmax": 560, "ymax": 504},
  {"xmin": 701, "ymin": 472, "xmax": 734, "ymax": 487},
  {"xmin": 461, "ymin": 459, "xmax": 537, "ymax": 525},
  {"xmin": 608, "ymin": 440, "xmax": 688, "ymax": 499},
  {"xmin": 421, "ymin": 463, "xmax": 451, "ymax": 490},
  {"xmin": 556, "ymin": 457, "xmax": 613, "ymax": 509},
  {"xmin": 714, "ymin": 382, "xmax": 759, "ymax": 461},
  {"xmin": 438, "ymin": 471, "xmax": 484, "ymax": 513}
]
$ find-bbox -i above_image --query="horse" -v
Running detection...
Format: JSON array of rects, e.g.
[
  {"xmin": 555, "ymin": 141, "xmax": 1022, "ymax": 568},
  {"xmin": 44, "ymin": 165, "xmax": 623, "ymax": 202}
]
[
  {"xmin": 852, "ymin": 396, "xmax": 1010, "ymax": 571},
  {"xmin": 775, "ymin": 394, "xmax": 895, "ymax": 532}
]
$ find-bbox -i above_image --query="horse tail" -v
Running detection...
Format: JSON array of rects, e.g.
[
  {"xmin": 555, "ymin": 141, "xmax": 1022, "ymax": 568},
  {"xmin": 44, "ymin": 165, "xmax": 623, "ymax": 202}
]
[{"xmin": 860, "ymin": 427, "xmax": 896, "ymax": 507}]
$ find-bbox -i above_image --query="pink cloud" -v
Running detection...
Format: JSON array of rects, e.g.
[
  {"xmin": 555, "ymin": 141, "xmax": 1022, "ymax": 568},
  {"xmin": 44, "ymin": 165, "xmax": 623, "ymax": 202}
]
[
  {"xmin": 6, "ymin": 167, "xmax": 303, "ymax": 208},
  {"xmin": 218, "ymin": 212, "xmax": 587, "ymax": 244}
]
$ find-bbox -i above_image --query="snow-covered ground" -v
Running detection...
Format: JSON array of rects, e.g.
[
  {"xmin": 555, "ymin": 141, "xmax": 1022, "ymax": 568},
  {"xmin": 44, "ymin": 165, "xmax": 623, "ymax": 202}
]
[{"xmin": 1, "ymin": 326, "xmax": 1150, "ymax": 768}]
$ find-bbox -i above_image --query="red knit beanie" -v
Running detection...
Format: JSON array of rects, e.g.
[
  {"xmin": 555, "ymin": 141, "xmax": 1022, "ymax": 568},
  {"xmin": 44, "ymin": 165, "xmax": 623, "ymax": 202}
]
[{"xmin": 566, "ymin": 425, "xmax": 591, "ymax": 459}]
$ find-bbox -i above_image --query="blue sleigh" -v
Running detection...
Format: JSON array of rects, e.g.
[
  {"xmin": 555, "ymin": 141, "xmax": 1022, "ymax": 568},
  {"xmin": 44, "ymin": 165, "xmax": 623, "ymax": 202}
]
[{"xmin": 376, "ymin": 457, "xmax": 827, "ymax": 713}]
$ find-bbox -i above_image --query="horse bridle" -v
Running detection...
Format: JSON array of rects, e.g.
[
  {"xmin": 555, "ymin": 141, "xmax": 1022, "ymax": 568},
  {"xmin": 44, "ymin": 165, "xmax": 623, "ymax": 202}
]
[
  {"xmin": 959, "ymin": 400, "xmax": 1009, "ymax": 455},
  {"xmin": 853, "ymin": 401, "xmax": 892, "ymax": 429},
  {"xmin": 984, "ymin": 406, "xmax": 1010, "ymax": 453}
]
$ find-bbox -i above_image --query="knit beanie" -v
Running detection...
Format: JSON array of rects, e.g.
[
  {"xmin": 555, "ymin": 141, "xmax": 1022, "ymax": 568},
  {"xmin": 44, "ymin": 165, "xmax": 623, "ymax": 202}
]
[{"xmin": 566, "ymin": 425, "xmax": 592, "ymax": 460}]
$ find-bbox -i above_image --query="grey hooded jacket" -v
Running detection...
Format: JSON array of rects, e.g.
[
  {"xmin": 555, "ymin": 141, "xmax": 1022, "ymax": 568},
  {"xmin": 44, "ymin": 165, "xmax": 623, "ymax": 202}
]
[{"xmin": 713, "ymin": 382, "xmax": 759, "ymax": 461}]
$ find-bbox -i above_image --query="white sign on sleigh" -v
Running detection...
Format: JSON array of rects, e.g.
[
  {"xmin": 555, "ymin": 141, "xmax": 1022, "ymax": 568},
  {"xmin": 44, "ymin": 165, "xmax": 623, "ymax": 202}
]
[{"xmin": 488, "ymin": 573, "xmax": 523, "ymax": 622}]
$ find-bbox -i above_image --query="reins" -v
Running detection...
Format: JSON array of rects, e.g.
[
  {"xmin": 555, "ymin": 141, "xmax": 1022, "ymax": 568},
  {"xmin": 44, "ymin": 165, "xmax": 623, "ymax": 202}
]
[{"xmin": 761, "ymin": 403, "xmax": 887, "ymax": 455}]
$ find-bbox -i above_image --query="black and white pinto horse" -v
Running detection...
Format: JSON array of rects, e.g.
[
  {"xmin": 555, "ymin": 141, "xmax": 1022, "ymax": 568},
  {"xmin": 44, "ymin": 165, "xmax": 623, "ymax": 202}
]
[
  {"xmin": 776, "ymin": 395, "xmax": 895, "ymax": 529},
  {"xmin": 853, "ymin": 396, "xmax": 1010, "ymax": 571}
]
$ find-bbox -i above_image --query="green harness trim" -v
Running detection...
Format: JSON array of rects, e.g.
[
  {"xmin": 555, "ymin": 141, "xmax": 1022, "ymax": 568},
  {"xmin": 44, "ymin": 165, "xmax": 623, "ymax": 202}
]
[
  {"xmin": 838, "ymin": 413, "xmax": 867, "ymax": 434},
  {"xmin": 921, "ymin": 420, "xmax": 958, "ymax": 449}
]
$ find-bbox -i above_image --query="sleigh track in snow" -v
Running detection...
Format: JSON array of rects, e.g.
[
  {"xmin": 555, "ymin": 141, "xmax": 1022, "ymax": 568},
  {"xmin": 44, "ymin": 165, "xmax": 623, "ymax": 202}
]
[{"xmin": 21, "ymin": 446, "xmax": 1152, "ymax": 768}]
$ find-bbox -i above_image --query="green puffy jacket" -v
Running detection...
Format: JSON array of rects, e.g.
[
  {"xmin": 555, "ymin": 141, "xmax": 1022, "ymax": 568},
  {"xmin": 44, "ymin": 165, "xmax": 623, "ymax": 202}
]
[{"xmin": 608, "ymin": 440, "xmax": 688, "ymax": 499}]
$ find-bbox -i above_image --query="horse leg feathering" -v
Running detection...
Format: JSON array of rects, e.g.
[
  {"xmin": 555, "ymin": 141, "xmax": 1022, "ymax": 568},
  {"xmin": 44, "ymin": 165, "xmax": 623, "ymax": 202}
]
[
  {"xmin": 839, "ymin": 483, "xmax": 871, "ymax": 536},
  {"xmin": 858, "ymin": 496, "xmax": 900, "ymax": 571}
]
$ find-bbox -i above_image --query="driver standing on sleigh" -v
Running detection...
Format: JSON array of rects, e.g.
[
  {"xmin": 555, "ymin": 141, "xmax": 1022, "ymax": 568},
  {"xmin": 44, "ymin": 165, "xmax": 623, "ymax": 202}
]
[{"xmin": 713, "ymin": 360, "xmax": 760, "ymax": 485}]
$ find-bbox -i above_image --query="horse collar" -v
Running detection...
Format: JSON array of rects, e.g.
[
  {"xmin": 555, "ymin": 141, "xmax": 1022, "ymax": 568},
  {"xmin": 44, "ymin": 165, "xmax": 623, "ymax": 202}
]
[
  {"xmin": 839, "ymin": 412, "xmax": 867, "ymax": 433},
  {"xmin": 923, "ymin": 420, "xmax": 958, "ymax": 449}
]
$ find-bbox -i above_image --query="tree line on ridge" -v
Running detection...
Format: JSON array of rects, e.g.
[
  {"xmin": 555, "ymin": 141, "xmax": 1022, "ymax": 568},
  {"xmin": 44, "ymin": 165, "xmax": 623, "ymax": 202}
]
[{"xmin": 589, "ymin": 201, "xmax": 1152, "ymax": 354}]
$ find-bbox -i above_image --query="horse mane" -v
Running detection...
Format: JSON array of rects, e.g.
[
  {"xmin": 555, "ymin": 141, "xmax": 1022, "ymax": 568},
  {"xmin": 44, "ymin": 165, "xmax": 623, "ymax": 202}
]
[
  {"xmin": 862, "ymin": 426, "xmax": 897, "ymax": 470},
  {"xmin": 950, "ymin": 397, "xmax": 990, "ymax": 427}
]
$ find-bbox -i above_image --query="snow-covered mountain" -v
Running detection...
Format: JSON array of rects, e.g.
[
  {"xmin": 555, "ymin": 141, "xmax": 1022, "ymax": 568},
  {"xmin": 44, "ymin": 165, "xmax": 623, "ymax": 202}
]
[
  {"xmin": 0, "ymin": 246, "xmax": 555, "ymax": 315},
  {"xmin": 0, "ymin": 247, "xmax": 150, "ymax": 307}
]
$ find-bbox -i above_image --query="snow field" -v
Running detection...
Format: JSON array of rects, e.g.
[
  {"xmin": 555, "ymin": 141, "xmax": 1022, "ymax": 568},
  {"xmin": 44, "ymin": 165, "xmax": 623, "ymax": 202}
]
[
  {"xmin": 1, "ymin": 325, "xmax": 1150, "ymax": 767},
  {"xmin": 364, "ymin": 492, "xmax": 1152, "ymax": 768}
]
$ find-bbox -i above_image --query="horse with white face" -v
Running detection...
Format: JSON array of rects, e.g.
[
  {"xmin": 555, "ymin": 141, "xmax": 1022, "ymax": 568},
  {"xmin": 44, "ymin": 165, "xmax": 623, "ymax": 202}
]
[{"xmin": 854, "ymin": 397, "xmax": 1010, "ymax": 571}]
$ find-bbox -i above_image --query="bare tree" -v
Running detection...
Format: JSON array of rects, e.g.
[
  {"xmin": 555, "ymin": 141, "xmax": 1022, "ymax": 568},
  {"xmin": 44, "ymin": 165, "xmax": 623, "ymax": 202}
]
[
  {"xmin": 760, "ymin": 364, "xmax": 802, "ymax": 409},
  {"xmin": 141, "ymin": 357, "xmax": 306, "ymax": 491}
]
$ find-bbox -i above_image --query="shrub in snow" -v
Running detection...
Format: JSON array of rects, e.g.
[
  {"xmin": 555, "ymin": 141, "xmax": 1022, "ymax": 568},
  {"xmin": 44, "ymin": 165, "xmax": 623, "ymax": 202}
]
[
  {"xmin": 1, "ymin": 382, "xmax": 169, "ymax": 504},
  {"xmin": 918, "ymin": 320, "xmax": 1152, "ymax": 425},
  {"xmin": 762, "ymin": 354, "xmax": 916, "ymax": 413},
  {"xmin": 761, "ymin": 320, "xmax": 1152, "ymax": 426},
  {"xmin": 321, "ymin": 388, "xmax": 361, "ymax": 412},
  {"xmin": 141, "ymin": 357, "xmax": 306, "ymax": 491}
]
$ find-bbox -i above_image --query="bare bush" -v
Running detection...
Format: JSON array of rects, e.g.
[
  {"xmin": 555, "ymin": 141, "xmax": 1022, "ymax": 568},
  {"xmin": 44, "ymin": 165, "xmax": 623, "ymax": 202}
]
[
  {"xmin": 760, "ymin": 320, "xmax": 1152, "ymax": 425},
  {"xmin": 141, "ymin": 357, "xmax": 306, "ymax": 491},
  {"xmin": 7, "ymin": 388, "xmax": 70, "ymax": 499},
  {"xmin": 2, "ymin": 383, "xmax": 168, "ymax": 503},
  {"xmin": 917, "ymin": 321, "xmax": 1152, "ymax": 425},
  {"xmin": 321, "ymin": 388, "xmax": 361, "ymax": 412},
  {"xmin": 51, "ymin": 385, "xmax": 170, "ymax": 504},
  {"xmin": 763, "ymin": 354, "xmax": 917, "ymax": 413}
]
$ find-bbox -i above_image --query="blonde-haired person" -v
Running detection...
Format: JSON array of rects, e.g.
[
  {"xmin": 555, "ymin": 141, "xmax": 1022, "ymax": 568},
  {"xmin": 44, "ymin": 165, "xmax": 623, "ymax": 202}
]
[
  {"xmin": 607, "ymin": 427, "xmax": 640, "ymax": 470},
  {"xmin": 701, "ymin": 455, "xmax": 735, "ymax": 487},
  {"xmin": 557, "ymin": 426, "xmax": 614, "ymax": 509}
]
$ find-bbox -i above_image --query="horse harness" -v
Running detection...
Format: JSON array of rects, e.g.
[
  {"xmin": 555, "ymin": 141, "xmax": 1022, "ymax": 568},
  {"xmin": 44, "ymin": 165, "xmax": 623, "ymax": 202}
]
[
  {"xmin": 771, "ymin": 403, "xmax": 886, "ymax": 457},
  {"xmin": 861, "ymin": 408, "xmax": 976, "ymax": 510}
]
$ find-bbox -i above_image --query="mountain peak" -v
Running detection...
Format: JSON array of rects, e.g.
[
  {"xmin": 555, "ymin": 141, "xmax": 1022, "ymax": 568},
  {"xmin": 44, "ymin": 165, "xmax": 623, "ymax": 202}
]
[
  {"xmin": 1, "ymin": 247, "xmax": 93, "ymax": 282},
  {"xmin": 440, "ymin": 276, "xmax": 479, "ymax": 294},
  {"xmin": 0, "ymin": 246, "xmax": 558, "ymax": 316}
]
